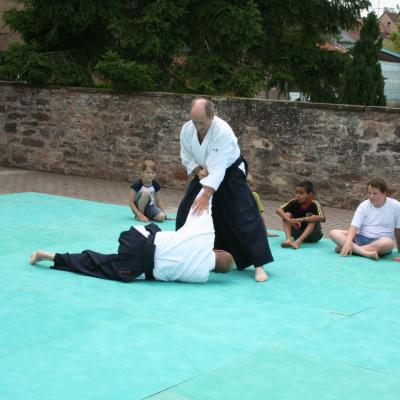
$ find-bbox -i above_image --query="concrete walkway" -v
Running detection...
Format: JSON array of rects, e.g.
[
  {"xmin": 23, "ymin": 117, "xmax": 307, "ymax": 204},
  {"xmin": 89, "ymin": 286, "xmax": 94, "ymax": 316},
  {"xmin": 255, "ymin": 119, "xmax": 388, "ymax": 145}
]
[{"xmin": 0, "ymin": 165, "xmax": 355, "ymax": 236}]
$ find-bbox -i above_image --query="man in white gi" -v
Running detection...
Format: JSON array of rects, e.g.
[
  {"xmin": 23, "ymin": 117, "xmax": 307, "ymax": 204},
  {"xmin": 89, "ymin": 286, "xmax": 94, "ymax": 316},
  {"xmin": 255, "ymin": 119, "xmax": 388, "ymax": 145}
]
[
  {"xmin": 30, "ymin": 193, "xmax": 234, "ymax": 283},
  {"xmin": 329, "ymin": 177, "xmax": 400, "ymax": 260},
  {"xmin": 176, "ymin": 97, "xmax": 274, "ymax": 282}
]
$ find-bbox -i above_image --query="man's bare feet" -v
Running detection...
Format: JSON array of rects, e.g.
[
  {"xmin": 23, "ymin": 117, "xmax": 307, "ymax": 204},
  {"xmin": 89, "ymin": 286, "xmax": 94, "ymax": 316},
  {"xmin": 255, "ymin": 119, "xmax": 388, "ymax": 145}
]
[
  {"xmin": 281, "ymin": 240, "xmax": 292, "ymax": 248},
  {"xmin": 255, "ymin": 267, "xmax": 268, "ymax": 282}
]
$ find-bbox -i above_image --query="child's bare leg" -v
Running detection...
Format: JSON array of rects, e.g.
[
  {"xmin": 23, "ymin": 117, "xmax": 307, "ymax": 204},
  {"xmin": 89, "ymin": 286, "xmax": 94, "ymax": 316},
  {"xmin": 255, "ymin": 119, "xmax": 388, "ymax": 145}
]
[
  {"xmin": 255, "ymin": 266, "xmax": 268, "ymax": 282},
  {"xmin": 362, "ymin": 237, "xmax": 394, "ymax": 256},
  {"xmin": 329, "ymin": 229, "xmax": 348, "ymax": 252},
  {"xmin": 153, "ymin": 212, "xmax": 166, "ymax": 222},
  {"xmin": 281, "ymin": 213, "xmax": 293, "ymax": 247},
  {"xmin": 292, "ymin": 223, "xmax": 316, "ymax": 249},
  {"xmin": 30, "ymin": 251, "xmax": 55, "ymax": 265},
  {"xmin": 137, "ymin": 192, "xmax": 151, "ymax": 213},
  {"xmin": 351, "ymin": 244, "xmax": 379, "ymax": 260}
]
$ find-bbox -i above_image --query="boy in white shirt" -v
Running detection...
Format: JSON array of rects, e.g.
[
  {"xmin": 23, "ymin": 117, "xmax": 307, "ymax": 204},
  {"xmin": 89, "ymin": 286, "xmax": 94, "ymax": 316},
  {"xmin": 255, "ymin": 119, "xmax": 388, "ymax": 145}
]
[{"xmin": 329, "ymin": 178, "xmax": 400, "ymax": 260}]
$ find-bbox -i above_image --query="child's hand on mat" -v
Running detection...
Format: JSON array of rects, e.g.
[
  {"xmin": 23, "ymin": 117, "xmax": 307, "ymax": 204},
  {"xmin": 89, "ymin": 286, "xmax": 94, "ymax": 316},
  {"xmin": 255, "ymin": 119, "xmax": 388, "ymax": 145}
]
[
  {"xmin": 393, "ymin": 257, "xmax": 400, "ymax": 262},
  {"xmin": 340, "ymin": 242, "xmax": 353, "ymax": 256},
  {"xmin": 136, "ymin": 214, "xmax": 149, "ymax": 222}
]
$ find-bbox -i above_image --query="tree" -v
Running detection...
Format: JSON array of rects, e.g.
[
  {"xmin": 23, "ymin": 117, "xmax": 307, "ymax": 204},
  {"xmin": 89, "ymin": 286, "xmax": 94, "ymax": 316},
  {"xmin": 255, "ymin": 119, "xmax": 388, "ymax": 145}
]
[
  {"xmin": 0, "ymin": 0, "xmax": 371, "ymax": 99},
  {"xmin": 341, "ymin": 12, "xmax": 386, "ymax": 106}
]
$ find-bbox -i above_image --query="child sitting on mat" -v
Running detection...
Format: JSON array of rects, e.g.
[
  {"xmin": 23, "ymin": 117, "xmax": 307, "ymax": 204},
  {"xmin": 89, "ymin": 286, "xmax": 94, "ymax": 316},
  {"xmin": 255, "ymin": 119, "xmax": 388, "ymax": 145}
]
[
  {"xmin": 276, "ymin": 180, "xmax": 325, "ymax": 249},
  {"xmin": 246, "ymin": 174, "xmax": 278, "ymax": 238},
  {"xmin": 129, "ymin": 159, "xmax": 166, "ymax": 222}
]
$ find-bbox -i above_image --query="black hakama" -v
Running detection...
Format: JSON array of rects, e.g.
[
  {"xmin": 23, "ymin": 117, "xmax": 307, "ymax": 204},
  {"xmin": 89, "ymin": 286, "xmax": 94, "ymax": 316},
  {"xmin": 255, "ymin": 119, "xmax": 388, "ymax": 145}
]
[
  {"xmin": 52, "ymin": 224, "xmax": 160, "ymax": 282},
  {"xmin": 176, "ymin": 157, "xmax": 273, "ymax": 270}
]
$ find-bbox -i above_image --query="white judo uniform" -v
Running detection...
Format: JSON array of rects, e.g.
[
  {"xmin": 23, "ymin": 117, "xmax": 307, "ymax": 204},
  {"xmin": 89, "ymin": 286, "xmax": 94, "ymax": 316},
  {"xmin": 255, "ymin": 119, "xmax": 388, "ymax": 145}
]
[{"xmin": 136, "ymin": 197, "xmax": 216, "ymax": 283}]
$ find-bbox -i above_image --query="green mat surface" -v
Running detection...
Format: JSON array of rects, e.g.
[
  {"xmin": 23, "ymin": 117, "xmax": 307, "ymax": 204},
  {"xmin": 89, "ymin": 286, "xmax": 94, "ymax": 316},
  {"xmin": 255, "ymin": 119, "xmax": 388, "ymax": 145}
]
[{"xmin": 0, "ymin": 192, "xmax": 399, "ymax": 400}]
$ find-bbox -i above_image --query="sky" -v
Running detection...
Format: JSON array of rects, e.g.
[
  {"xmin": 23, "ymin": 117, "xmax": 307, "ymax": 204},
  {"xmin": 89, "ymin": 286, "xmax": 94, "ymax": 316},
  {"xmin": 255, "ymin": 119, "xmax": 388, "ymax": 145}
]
[{"xmin": 367, "ymin": 0, "xmax": 399, "ymax": 14}]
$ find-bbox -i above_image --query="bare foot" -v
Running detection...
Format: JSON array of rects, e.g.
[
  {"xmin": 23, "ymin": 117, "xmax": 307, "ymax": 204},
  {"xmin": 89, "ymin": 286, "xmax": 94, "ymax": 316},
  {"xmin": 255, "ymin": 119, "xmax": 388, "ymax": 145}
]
[
  {"xmin": 393, "ymin": 257, "xmax": 400, "ymax": 262},
  {"xmin": 335, "ymin": 246, "xmax": 341, "ymax": 253},
  {"xmin": 291, "ymin": 241, "xmax": 300, "ymax": 249},
  {"xmin": 281, "ymin": 240, "xmax": 292, "ymax": 248},
  {"xmin": 30, "ymin": 250, "xmax": 53, "ymax": 265},
  {"xmin": 255, "ymin": 267, "xmax": 268, "ymax": 282},
  {"xmin": 367, "ymin": 250, "xmax": 379, "ymax": 261},
  {"xmin": 267, "ymin": 231, "xmax": 279, "ymax": 237},
  {"xmin": 30, "ymin": 251, "xmax": 44, "ymax": 265}
]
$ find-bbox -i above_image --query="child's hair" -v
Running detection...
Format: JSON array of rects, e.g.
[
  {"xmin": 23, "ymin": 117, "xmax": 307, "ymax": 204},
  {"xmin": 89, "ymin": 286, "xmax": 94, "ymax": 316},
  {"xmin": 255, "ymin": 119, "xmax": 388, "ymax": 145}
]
[
  {"xmin": 367, "ymin": 177, "xmax": 388, "ymax": 193},
  {"xmin": 296, "ymin": 180, "xmax": 314, "ymax": 194},
  {"xmin": 141, "ymin": 159, "xmax": 157, "ymax": 172}
]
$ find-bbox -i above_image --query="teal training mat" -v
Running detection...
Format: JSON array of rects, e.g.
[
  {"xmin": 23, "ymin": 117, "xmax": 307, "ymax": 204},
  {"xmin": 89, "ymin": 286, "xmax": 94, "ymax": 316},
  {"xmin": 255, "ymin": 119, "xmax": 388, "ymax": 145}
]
[{"xmin": 1, "ymin": 192, "xmax": 399, "ymax": 400}]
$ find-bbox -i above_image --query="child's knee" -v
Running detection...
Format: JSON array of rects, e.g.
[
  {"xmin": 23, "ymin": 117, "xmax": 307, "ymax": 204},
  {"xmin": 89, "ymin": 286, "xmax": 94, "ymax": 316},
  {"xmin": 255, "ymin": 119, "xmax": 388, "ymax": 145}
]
[{"xmin": 154, "ymin": 212, "xmax": 166, "ymax": 221}]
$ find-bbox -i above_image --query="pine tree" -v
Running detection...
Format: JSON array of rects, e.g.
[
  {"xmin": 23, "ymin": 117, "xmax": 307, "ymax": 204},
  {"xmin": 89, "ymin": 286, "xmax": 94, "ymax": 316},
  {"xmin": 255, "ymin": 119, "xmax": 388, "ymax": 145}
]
[
  {"xmin": 0, "ymin": 0, "xmax": 371, "ymax": 98},
  {"xmin": 341, "ymin": 12, "xmax": 386, "ymax": 106}
]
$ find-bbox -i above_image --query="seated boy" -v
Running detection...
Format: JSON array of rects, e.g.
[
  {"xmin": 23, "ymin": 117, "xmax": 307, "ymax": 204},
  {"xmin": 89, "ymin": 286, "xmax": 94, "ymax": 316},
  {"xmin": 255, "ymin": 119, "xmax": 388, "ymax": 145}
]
[
  {"xmin": 276, "ymin": 180, "xmax": 326, "ymax": 249},
  {"xmin": 329, "ymin": 177, "xmax": 400, "ymax": 260}
]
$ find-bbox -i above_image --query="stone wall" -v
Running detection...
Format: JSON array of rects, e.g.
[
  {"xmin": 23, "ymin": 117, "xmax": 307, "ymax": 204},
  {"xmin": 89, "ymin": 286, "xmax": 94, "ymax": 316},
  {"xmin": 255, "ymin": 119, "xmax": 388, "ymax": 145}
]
[{"xmin": 0, "ymin": 83, "xmax": 399, "ymax": 208}]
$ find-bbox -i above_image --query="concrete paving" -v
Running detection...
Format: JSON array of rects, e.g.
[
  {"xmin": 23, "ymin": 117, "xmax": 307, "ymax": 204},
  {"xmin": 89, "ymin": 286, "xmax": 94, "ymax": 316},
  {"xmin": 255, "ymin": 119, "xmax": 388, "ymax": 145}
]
[{"xmin": 0, "ymin": 165, "xmax": 355, "ymax": 236}]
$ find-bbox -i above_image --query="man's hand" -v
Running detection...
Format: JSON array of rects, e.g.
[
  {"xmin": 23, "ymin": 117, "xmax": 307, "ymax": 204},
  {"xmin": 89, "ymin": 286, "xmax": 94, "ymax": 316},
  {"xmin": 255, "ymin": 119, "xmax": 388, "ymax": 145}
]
[
  {"xmin": 191, "ymin": 186, "xmax": 214, "ymax": 216},
  {"xmin": 197, "ymin": 167, "xmax": 209, "ymax": 179}
]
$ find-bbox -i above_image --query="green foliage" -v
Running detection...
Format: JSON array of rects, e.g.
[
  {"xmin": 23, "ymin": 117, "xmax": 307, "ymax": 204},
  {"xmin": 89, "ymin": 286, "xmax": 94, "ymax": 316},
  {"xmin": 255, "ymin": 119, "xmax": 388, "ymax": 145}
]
[
  {"xmin": 390, "ymin": 32, "xmax": 400, "ymax": 52},
  {"xmin": 0, "ymin": 0, "xmax": 373, "ymax": 100},
  {"xmin": 0, "ymin": 43, "xmax": 92, "ymax": 86},
  {"xmin": 341, "ymin": 12, "xmax": 386, "ymax": 106},
  {"xmin": 94, "ymin": 50, "xmax": 158, "ymax": 91}
]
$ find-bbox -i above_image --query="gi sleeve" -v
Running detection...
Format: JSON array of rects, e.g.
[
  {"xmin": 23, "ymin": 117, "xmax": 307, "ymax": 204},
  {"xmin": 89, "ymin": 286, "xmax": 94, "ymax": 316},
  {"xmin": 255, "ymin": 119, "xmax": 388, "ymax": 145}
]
[
  {"xmin": 199, "ymin": 133, "xmax": 236, "ymax": 191},
  {"xmin": 180, "ymin": 123, "xmax": 199, "ymax": 175}
]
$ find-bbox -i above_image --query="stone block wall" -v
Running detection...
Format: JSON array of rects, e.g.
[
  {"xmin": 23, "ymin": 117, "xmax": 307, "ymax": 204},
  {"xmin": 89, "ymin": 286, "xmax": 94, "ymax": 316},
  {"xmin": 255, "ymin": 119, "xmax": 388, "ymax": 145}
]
[{"xmin": 0, "ymin": 83, "xmax": 399, "ymax": 208}]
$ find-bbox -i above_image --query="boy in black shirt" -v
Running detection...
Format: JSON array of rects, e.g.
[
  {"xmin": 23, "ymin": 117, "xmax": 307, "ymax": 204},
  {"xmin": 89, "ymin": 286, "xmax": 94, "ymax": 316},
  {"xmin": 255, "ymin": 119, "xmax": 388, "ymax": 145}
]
[{"xmin": 276, "ymin": 181, "xmax": 326, "ymax": 249}]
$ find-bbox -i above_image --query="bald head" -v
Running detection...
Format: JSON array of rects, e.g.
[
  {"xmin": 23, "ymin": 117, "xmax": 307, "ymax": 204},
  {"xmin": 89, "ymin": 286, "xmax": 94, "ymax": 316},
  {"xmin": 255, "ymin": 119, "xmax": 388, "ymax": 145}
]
[{"xmin": 191, "ymin": 97, "xmax": 214, "ymax": 135}]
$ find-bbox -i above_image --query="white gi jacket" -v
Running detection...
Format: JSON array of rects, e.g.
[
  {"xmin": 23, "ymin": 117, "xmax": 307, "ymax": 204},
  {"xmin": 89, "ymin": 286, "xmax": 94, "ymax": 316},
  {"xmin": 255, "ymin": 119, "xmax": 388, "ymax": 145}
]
[{"xmin": 180, "ymin": 116, "xmax": 240, "ymax": 191}]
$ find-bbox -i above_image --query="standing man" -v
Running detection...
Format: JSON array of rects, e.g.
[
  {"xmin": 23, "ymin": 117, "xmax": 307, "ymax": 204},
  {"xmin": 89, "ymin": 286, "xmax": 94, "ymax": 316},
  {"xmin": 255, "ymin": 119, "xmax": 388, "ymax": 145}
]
[
  {"xmin": 176, "ymin": 97, "xmax": 273, "ymax": 282},
  {"xmin": 329, "ymin": 177, "xmax": 400, "ymax": 260}
]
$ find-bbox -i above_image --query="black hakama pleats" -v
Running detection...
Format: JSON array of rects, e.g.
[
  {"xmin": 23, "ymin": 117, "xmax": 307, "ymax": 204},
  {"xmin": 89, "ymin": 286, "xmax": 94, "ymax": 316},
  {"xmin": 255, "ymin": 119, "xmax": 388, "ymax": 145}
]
[
  {"xmin": 176, "ymin": 158, "xmax": 273, "ymax": 269},
  {"xmin": 52, "ymin": 224, "xmax": 160, "ymax": 282}
]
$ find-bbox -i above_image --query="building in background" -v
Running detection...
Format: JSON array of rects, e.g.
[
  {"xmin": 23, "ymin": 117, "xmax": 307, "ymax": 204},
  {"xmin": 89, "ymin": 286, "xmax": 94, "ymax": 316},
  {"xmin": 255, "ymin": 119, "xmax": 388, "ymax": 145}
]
[{"xmin": 0, "ymin": 0, "xmax": 21, "ymax": 52}]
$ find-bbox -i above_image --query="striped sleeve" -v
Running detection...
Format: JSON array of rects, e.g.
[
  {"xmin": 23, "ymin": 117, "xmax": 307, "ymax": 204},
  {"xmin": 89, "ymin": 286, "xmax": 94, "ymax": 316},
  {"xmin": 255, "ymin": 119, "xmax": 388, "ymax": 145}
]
[{"xmin": 311, "ymin": 200, "xmax": 324, "ymax": 216}]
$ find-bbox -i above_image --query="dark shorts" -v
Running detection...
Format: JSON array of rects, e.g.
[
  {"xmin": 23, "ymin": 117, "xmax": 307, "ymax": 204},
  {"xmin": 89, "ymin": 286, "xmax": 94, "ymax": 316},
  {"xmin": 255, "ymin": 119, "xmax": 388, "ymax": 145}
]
[
  {"xmin": 292, "ymin": 222, "xmax": 323, "ymax": 243},
  {"xmin": 135, "ymin": 193, "xmax": 162, "ymax": 219},
  {"xmin": 353, "ymin": 234, "xmax": 376, "ymax": 246}
]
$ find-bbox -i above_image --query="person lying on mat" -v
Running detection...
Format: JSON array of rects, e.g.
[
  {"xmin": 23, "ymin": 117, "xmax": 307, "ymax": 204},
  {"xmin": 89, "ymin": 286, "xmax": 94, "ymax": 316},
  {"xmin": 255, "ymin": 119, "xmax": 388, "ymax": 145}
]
[
  {"xmin": 276, "ymin": 181, "xmax": 325, "ymax": 249},
  {"xmin": 329, "ymin": 177, "xmax": 400, "ymax": 261},
  {"xmin": 30, "ymin": 191, "xmax": 233, "ymax": 283}
]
